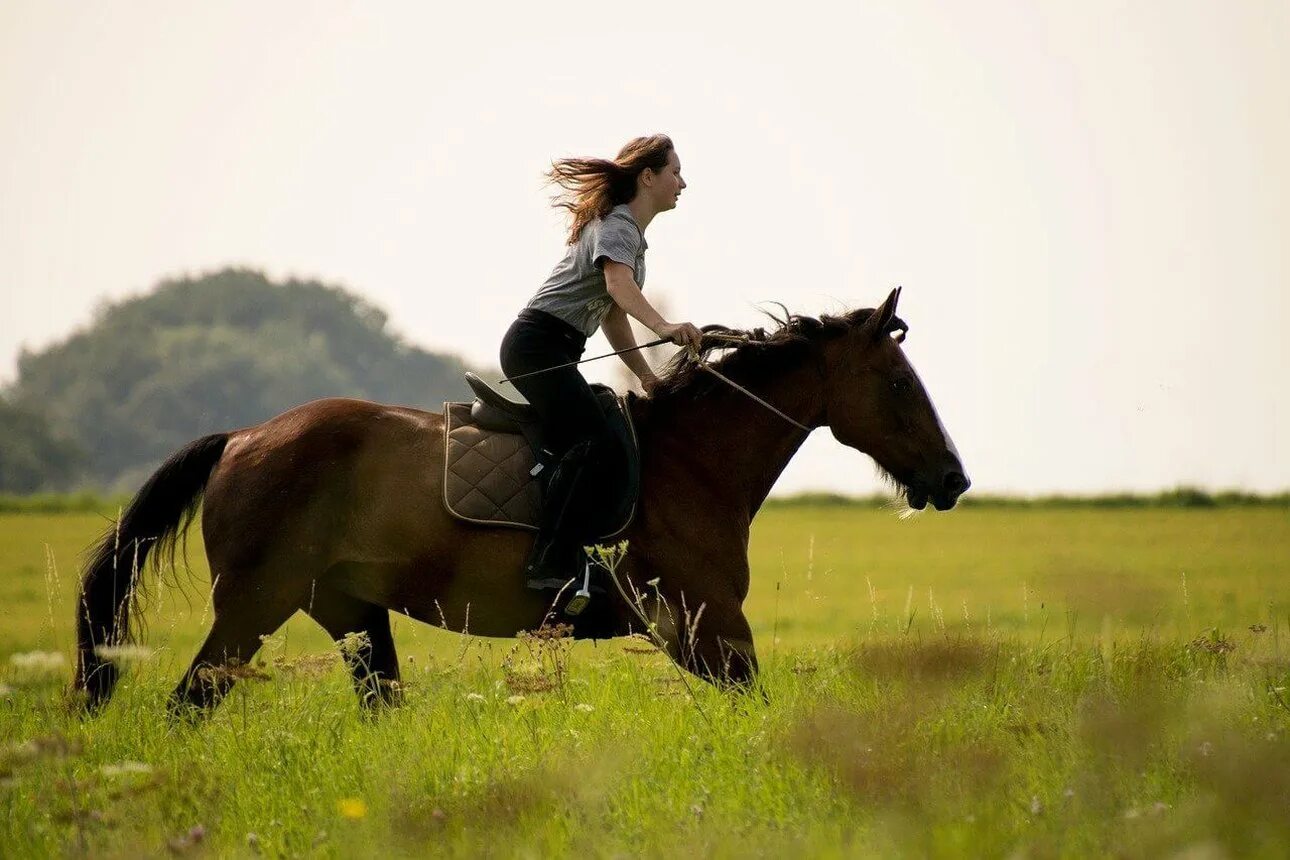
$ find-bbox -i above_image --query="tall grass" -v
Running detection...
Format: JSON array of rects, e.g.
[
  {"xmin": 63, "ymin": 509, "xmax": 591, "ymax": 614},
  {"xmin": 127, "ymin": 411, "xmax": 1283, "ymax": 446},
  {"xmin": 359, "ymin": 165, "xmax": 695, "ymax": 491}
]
[{"xmin": 1, "ymin": 507, "xmax": 1288, "ymax": 856}]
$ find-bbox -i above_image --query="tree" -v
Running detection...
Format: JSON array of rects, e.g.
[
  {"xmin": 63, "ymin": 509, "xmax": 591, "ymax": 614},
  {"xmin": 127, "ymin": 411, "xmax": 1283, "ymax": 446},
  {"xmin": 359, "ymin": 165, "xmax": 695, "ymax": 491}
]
[
  {"xmin": 5, "ymin": 267, "xmax": 481, "ymax": 489},
  {"xmin": 0, "ymin": 398, "xmax": 83, "ymax": 492}
]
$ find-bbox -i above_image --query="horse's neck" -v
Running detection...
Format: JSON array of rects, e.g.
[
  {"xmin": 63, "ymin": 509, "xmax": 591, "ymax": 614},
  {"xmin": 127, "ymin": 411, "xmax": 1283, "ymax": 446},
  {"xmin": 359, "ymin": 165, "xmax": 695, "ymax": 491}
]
[{"xmin": 640, "ymin": 355, "xmax": 823, "ymax": 519}]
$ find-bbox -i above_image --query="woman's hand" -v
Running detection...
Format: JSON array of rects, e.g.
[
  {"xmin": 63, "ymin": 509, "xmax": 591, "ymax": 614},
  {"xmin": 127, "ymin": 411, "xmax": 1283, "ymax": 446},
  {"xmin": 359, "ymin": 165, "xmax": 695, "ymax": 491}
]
[
  {"xmin": 638, "ymin": 372, "xmax": 661, "ymax": 396},
  {"xmin": 655, "ymin": 321, "xmax": 703, "ymax": 353}
]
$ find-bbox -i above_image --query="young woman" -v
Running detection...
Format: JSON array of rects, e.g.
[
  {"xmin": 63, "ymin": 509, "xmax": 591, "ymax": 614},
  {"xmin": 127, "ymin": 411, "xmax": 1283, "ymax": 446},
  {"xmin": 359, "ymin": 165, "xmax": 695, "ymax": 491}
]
[{"xmin": 500, "ymin": 134, "xmax": 702, "ymax": 592}]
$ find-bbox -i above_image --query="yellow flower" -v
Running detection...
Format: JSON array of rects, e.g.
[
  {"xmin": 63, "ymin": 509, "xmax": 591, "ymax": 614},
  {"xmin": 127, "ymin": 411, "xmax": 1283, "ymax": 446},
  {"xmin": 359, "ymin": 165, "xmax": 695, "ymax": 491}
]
[{"xmin": 337, "ymin": 798, "xmax": 367, "ymax": 819}]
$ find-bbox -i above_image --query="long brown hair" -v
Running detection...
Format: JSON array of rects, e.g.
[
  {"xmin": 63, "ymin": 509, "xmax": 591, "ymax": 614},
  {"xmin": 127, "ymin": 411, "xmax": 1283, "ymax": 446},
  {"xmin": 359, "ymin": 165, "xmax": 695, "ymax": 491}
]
[{"xmin": 544, "ymin": 134, "xmax": 674, "ymax": 244}]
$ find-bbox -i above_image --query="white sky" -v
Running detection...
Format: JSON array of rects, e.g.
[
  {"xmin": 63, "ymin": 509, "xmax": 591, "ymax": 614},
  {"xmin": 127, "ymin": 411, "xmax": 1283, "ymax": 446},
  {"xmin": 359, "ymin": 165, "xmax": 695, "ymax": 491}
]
[{"xmin": 2, "ymin": 1, "xmax": 1287, "ymax": 495}]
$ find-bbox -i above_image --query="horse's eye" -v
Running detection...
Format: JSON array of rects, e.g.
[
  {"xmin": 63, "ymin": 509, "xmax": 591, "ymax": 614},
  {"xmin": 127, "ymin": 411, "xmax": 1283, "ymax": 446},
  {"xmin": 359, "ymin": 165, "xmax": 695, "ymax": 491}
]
[{"xmin": 891, "ymin": 377, "xmax": 912, "ymax": 394}]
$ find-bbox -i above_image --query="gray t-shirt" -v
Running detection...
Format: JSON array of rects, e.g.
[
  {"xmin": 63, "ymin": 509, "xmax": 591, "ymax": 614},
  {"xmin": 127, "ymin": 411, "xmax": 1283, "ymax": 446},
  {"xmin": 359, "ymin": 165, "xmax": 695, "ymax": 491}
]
[{"xmin": 526, "ymin": 203, "xmax": 647, "ymax": 337}]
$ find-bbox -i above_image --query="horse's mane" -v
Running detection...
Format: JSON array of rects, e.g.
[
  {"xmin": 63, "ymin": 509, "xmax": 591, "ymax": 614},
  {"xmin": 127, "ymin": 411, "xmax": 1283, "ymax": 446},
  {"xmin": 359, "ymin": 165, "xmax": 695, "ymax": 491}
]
[{"xmin": 645, "ymin": 303, "xmax": 906, "ymax": 403}]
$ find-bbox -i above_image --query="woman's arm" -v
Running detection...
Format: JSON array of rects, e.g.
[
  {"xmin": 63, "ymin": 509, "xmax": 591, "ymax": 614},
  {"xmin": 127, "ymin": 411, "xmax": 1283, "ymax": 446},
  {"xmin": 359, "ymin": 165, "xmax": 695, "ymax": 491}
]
[
  {"xmin": 603, "ymin": 261, "xmax": 702, "ymax": 350},
  {"xmin": 601, "ymin": 304, "xmax": 659, "ymax": 390}
]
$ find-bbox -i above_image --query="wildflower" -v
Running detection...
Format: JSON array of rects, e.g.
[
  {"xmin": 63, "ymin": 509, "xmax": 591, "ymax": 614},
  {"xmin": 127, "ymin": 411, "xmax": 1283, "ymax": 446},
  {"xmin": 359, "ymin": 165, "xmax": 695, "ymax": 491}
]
[
  {"xmin": 505, "ymin": 694, "xmax": 525, "ymax": 706},
  {"xmin": 257, "ymin": 633, "xmax": 286, "ymax": 652},
  {"xmin": 101, "ymin": 760, "xmax": 153, "ymax": 777},
  {"xmin": 464, "ymin": 692, "xmax": 485, "ymax": 703},
  {"xmin": 167, "ymin": 825, "xmax": 206, "ymax": 853},
  {"xmin": 336, "ymin": 798, "xmax": 367, "ymax": 819},
  {"xmin": 586, "ymin": 540, "xmax": 630, "ymax": 569},
  {"xmin": 7, "ymin": 734, "xmax": 79, "ymax": 761},
  {"xmin": 1029, "ymin": 796, "xmax": 1043, "ymax": 815},
  {"xmin": 574, "ymin": 703, "xmax": 595, "ymax": 713},
  {"xmin": 337, "ymin": 631, "xmax": 371, "ymax": 657},
  {"xmin": 8, "ymin": 651, "xmax": 65, "ymax": 673},
  {"xmin": 197, "ymin": 660, "xmax": 270, "ymax": 683},
  {"xmin": 272, "ymin": 653, "xmax": 338, "ymax": 678},
  {"xmin": 94, "ymin": 644, "xmax": 154, "ymax": 663}
]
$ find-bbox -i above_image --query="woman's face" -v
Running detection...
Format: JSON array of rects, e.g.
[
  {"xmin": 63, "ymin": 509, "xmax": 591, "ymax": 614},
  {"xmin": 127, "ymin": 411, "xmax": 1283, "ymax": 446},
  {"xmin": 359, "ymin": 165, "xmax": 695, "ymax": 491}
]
[{"xmin": 646, "ymin": 149, "xmax": 686, "ymax": 211}]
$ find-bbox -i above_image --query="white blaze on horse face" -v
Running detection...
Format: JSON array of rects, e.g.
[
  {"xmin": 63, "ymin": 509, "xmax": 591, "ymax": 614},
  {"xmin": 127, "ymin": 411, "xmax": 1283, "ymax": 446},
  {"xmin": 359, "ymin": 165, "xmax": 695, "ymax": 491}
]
[{"xmin": 910, "ymin": 364, "xmax": 960, "ymax": 461}]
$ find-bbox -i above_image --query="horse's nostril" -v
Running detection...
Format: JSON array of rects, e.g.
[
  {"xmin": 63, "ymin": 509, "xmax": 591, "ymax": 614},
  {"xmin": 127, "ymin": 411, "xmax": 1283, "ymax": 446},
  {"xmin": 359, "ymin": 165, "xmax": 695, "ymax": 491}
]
[{"xmin": 944, "ymin": 471, "xmax": 970, "ymax": 496}]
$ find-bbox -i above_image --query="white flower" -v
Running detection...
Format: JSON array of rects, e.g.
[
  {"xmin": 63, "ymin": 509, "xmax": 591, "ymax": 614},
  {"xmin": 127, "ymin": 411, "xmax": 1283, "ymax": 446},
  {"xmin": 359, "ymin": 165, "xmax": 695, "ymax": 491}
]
[
  {"xmin": 101, "ymin": 761, "xmax": 153, "ymax": 777},
  {"xmin": 8, "ymin": 651, "xmax": 66, "ymax": 673},
  {"xmin": 94, "ymin": 644, "xmax": 154, "ymax": 663},
  {"xmin": 574, "ymin": 703, "xmax": 595, "ymax": 713},
  {"xmin": 505, "ymin": 694, "xmax": 525, "ymax": 706},
  {"xmin": 463, "ymin": 692, "xmax": 485, "ymax": 703}
]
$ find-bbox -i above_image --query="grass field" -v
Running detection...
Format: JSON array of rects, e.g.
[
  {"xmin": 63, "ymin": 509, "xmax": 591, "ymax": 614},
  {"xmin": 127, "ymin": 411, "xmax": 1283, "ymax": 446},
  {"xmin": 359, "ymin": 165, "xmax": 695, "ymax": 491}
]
[{"xmin": 2, "ymin": 505, "xmax": 1289, "ymax": 857}]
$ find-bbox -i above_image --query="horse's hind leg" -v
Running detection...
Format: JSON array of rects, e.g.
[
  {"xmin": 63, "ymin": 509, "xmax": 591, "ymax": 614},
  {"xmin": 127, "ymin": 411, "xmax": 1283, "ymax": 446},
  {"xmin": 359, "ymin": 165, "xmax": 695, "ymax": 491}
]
[
  {"xmin": 168, "ymin": 565, "xmax": 303, "ymax": 717},
  {"xmin": 303, "ymin": 581, "xmax": 402, "ymax": 710}
]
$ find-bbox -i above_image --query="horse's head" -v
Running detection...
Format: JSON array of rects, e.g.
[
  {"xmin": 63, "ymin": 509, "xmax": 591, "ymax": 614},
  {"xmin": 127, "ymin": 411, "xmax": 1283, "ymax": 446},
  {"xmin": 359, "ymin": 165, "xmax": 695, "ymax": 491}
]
[{"xmin": 819, "ymin": 288, "xmax": 969, "ymax": 511}]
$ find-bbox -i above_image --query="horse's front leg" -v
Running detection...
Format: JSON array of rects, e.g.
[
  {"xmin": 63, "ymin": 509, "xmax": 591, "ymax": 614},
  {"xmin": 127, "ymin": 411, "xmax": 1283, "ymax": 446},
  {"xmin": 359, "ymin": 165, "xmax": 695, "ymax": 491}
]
[
  {"xmin": 683, "ymin": 601, "xmax": 758, "ymax": 687},
  {"xmin": 643, "ymin": 589, "xmax": 758, "ymax": 688}
]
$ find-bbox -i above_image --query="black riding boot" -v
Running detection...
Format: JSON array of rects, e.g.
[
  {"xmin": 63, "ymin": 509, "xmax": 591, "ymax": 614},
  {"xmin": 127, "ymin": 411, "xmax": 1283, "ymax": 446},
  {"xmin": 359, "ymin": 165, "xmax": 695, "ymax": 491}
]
[{"xmin": 523, "ymin": 439, "xmax": 595, "ymax": 591}]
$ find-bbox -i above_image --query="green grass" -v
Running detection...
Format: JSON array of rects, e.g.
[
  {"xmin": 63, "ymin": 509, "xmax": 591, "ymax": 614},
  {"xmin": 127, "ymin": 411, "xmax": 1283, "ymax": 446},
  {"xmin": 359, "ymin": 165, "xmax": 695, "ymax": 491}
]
[{"xmin": 2, "ymin": 506, "xmax": 1289, "ymax": 857}]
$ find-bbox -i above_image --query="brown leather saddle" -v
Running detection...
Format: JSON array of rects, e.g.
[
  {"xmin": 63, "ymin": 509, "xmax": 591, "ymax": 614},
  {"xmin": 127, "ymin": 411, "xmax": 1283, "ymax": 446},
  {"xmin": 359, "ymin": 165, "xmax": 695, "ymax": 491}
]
[{"xmin": 441, "ymin": 372, "xmax": 639, "ymax": 537}]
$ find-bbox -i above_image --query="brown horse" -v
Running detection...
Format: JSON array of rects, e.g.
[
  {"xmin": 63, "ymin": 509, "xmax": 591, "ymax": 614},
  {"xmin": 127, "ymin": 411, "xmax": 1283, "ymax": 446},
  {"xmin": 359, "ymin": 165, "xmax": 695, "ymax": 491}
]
[{"xmin": 74, "ymin": 288, "xmax": 969, "ymax": 714}]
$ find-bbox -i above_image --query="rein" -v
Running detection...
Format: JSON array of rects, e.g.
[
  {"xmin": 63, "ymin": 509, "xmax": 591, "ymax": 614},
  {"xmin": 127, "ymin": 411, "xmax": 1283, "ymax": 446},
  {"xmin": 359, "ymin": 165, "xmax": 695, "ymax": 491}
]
[
  {"xmin": 693, "ymin": 332, "xmax": 814, "ymax": 433},
  {"xmin": 498, "ymin": 338, "xmax": 671, "ymax": 385},
  {"xmin": 498, "ymin": 328, "xmax": 815, "ymax": 434}
]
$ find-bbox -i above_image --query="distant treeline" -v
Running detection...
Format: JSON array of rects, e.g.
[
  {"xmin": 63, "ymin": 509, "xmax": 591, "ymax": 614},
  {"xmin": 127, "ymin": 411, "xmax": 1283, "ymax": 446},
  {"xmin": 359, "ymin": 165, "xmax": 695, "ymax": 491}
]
[
  {"xmin": 3, "ymin": 487, "xmax": 1288, "ymax": 515},
  {"xmin": 763, "ymin": 488, "xmax": 1290, "ymax": 509},
  {"xmin": 0, "ymin": 492, "xmax": 131, "ymax": 515}
]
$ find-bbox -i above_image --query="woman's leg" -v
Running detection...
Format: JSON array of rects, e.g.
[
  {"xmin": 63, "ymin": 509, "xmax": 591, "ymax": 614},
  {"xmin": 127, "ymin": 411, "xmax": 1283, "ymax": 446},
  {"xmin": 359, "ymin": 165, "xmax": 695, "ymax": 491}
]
[
  {"xmin": 500, "ymin": 319, "xmax": 611, "ymax": 458},
  {"xmin": 500, "ymin": 318, "xmax": 618, "ymax": 587}
]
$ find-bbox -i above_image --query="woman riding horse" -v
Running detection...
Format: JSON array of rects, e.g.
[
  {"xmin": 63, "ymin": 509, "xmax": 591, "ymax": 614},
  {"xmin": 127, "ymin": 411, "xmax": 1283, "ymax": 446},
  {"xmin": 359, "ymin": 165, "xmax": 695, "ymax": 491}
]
[{"xmin": 502, "ymin": 134, "xmax": 702, "ymax": 591}]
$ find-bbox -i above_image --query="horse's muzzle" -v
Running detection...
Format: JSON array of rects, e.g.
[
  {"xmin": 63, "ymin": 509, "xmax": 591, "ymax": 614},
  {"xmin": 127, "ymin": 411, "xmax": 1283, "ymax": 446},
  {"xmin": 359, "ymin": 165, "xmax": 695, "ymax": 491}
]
[{"xmin": 907, "ymin": 466, "xmax": 971, "ymax": 512}]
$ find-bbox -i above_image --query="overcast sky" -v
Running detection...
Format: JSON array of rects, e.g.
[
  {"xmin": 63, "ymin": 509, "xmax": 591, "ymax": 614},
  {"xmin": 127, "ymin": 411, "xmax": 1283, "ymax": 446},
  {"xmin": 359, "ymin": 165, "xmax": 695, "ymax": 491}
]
[{"xmin": 2, "ymin": 1, "xmax": 1286, "ymax": 495}]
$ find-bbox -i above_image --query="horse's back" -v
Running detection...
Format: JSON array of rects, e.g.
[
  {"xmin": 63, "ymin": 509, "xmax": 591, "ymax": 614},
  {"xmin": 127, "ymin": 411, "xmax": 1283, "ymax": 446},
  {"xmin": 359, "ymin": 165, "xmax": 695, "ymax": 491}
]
[{"xmin": 203, "ymin": 398, "xmax": 451, "ymax": 567}]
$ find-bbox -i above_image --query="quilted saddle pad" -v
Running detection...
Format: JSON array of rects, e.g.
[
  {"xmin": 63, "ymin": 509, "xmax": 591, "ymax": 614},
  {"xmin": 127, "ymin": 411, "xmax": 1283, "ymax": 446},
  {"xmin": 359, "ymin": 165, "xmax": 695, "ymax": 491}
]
[
  {"xmin": 441, "ymin": 402, "xmax": 545, "ymax": 530},
  {"xmin": 441, "ymin": 399, "xmax": 639, "ymax": 539}
]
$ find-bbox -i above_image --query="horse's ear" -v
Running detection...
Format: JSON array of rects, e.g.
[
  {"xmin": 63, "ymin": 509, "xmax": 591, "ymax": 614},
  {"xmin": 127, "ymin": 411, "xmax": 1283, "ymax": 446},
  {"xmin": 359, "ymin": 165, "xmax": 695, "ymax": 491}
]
[{"xmin": 858, "ymin": 287, "xmax": 902, "ymax": 341}]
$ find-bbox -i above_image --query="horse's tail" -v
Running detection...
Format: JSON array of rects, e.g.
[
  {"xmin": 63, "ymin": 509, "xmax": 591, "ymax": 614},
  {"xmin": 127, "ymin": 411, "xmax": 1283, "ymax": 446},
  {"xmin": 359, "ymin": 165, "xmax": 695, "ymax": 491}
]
[{"xmin": 75, "ymin": 433, "xmax": 229, "ymax": 710}]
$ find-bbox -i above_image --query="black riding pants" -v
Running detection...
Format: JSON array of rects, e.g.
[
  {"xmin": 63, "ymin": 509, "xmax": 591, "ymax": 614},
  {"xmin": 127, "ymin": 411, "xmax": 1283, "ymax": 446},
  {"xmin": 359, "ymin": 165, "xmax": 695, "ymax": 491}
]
[{"xmin": 499, "ymin": 308, "xmax": 617, "ymax": 482}]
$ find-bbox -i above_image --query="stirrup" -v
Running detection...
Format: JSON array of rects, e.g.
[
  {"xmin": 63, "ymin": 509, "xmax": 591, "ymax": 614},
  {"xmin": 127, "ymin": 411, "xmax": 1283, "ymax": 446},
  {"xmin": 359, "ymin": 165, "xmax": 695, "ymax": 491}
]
[{"xmin": 563, "ymin": 560, "xmax": 594, "ymax": 617}]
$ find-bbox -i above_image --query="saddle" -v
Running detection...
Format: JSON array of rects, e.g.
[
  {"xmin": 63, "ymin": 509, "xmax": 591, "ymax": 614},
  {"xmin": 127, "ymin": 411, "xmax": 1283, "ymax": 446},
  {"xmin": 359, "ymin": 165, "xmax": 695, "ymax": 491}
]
[{"xmin": 441, "ymin": 372, "xmax": 640, "ymax": 538}]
